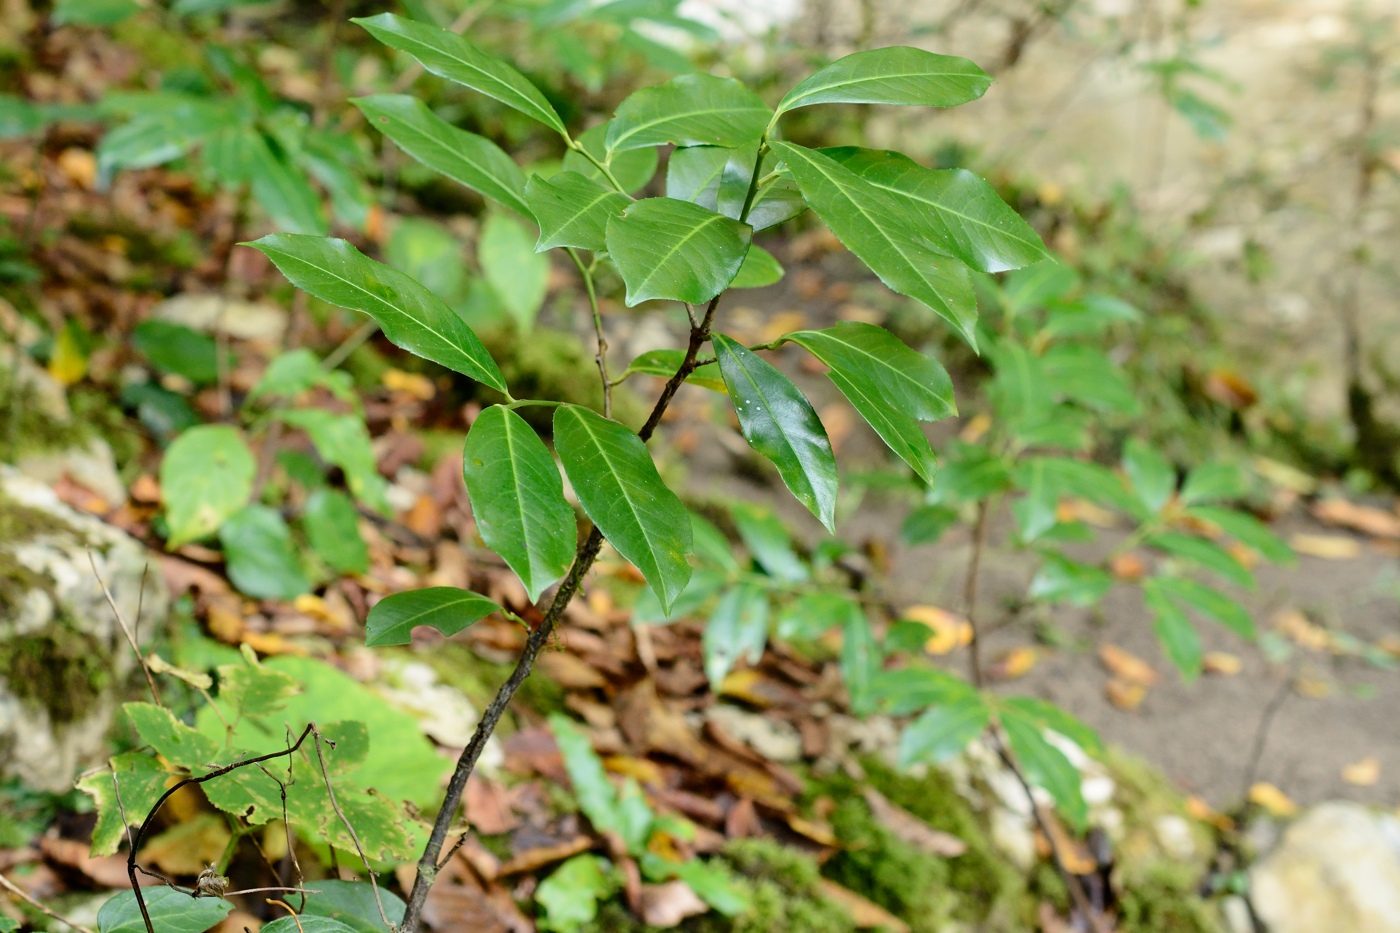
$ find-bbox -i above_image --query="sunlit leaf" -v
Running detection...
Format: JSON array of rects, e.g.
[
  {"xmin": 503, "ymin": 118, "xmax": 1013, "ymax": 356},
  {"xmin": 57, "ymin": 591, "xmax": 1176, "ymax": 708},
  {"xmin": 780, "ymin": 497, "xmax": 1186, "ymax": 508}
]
[
  {"xmin": 161, "ymin": 425, "xmax": 255, "ymax": 548},
  {"xmin": 605, "ymin": 197, "xmax": 751, "ymax": 306},
  {"xmin": 776, "ymin": 47, "xmax": 990, "ymax": 117},
  {"xmin": 365, "ymin": 587, "xmax": 501, "ymax": 646},
  {"xmin": 607, "ymin": 74, "xmax": 770, "ymax": 154}
]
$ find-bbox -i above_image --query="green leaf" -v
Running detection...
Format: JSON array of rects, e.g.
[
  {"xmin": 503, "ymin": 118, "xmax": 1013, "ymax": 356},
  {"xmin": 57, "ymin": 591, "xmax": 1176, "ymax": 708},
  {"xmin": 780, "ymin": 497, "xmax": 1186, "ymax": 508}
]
[
  {"xmin": 479, "ymin": 213, "xmax": 550, "ymax": 330},
  {"xmin": 299, "ymin": 880, "xmax": 406, "ymax": 933},
  {"xmin": 79, "ymin": 752, "xmax": 173, "ymax": 856},
  {"xmin": 554, "ymin": 405, "xmax": 692, "ymax": 611},
  {"xmin": 249, "ymin": 349, "xmax": 354, "ymax": 403},
  {"xmin": 246, "ymin": 234, "xmax": 507, "ymax": 393},
  {"xmin": 897, "ymin": 695, "xmax": 990, "ymax": 766},
  {"xmin": 999, "ymin": 696, "xmax": 1102, "ymax": 755},
  {"xmin": 1144, "ymin": 586, "xmax": 1202, "ymax": 682},
  {"xmin": 215, "ymin": 658, "xmax": 297, "ymax": 721},
  {"xmin": 690, "ymin": 511, "xmax": 739, "ymax": 573},
  {"xmin": 304, "ymin": 488, "xmax": 370, "ymax": 575},
  {"xmin": 1028, "ymin": 553, "xmax": 1113, "ymax": 606},
  {"xmin": 462, "ymin": 406, "xmax": 576, "ymax": 602},
  {"xmin": 632, "ymin": 568, "xmax": 727, "ymax": 624},
  {"xmin": 134, "ymin": 320, "xmax": 220, "ymax": 385},
  {"xmin": 772, "ymin": 142, "xmax": 977, "ymax": 346},
  {"xmin": 620, "ymin": 349, "xmax": 727, "ymax": 392},
  {"xmin": 549, "ymin": 714, "xmax": 620, "ymax": 835},
  {"xmin": 605, "ymin": 197, "xmax": 752, "ymax": 306},
  {"xmin": 525, "ymin": 171, "xmax": 629, "ymax": 252},
  {"xmin": 1146, "ymin": 533, "xmax": 1253, "ymax": 588},
  {"xmin": 729, "ymin": 245, "xmax": 784, "ymax": 288},
  {"xmin": 1041, "ymin": 294, "xmax": 1140, "ymax": 340},
  {"xmin": 775, "ymin": 593, "xmax": 855, "ymax": 641},
  {"xmin": 901, "ymin": 504, "xmax": 958, "ymax": 545},
  {"xmin": 354, "ymin": 14, "xmax": 565, "ymax": 134},
  {"xmin": 53, "ymin": 0, "xmax": 140, "ymax": 26},
  {"xmin": 219, "ymin": 505, "xmax": 310, "ymax": 600},
  {"xmin": 278, "ymin": 409, "xmax": 390, "ymax": 515},
  {"xmin": 262, "ymin": 918, "xmax": 361, "ymax": 933},
  {"xmin": 932, "ymin": 443, "xmax": 1011, "ymax": 503},
  {"xmin": 1002, "ymin": 259, "xmax": 1078, "ymax": 315},
  {"xmin": 125, "ymin": 701, "xmax": 221, "ymax": 768},
  {"xmin": 731, "ymin": 502, "xmax": 807, "ymax": 583},
  {"xmin": 365, "ymin": 587, "xmax": 501, "ymax": 646},
  {"xmin": 606, "ymin": 74, "xmax": 771, "ymax": 154},
  {"xmin": 161, "ymin": 425, "xmax": 255, "ymax": 548},
  {"xmin": 1149, "ymin": 575, "xmax": 1256, "ymax": 639},
  {"xmin": 1040, "ymin": 344, "xmax": 1139, "ymax": 414},
  {"xmin": 667, "ymin": 144, "xmax": 807, "ymax": 231},
  {"xmin": 536, "ymin": 854, "xmax": 614, "ymax": 933},
  {"xmin": 353, "ymin": 95, "xmax": 531, "ymax": 218},
  {"xmin": 786, "ymin": 322, "xmax": 954, "ymax": 421},
  {"xmin": 673, "ymin": 859, "xmax": 751, "ymax": 916},
  {"xmin": 822, "ymin": 148, "xmax": 1046, "ymax": 273},
  {"xmin": 1123, "ymin": 439, "xmax": 1176, "ymax": 515},
  {"xmin": 870, "ymin": 666, "xmax": 977, "ymax": 716},
  {"xmin": 1000, "ymin": 707, "xmax": 1087, "ymax": 831},
  {"xmin": 713, "ymin": 334, "xmax": 837, "ymax": 530},
  {"xmin": 665, "ymin": 145, "xmax": 728, "ymax": 208},
  {"xmin": 561, "ymin": 122, "xmax": 657, "ymax": 194},
  {"xmin": 776, "ymin": 47, "xmax": 990, "ymax": 117},
  {"xmin": 97, "ymin": 888, "xmax": 232, "ymax": 933},
  {"xmin": 246, "ymin": 133, "xmax": 327, "ymax": 236},
  {"xmin": 842, "ymin": 602, "xmax": 880, "ymax": 715},
  {"xmin": 1013, "ymin": 457, "xmax": 1058, "ymax": 543},
  {"xmin": 704, "ymin": 582, "xmax": 769, "ymax": 686},
  {"xmin": 1180, "ymin": 462, "xmax": 1246, "ymax": 505},
  {"xmin": 1185, "ymin": 505, "xmax": 1294, "ymax": 565}
]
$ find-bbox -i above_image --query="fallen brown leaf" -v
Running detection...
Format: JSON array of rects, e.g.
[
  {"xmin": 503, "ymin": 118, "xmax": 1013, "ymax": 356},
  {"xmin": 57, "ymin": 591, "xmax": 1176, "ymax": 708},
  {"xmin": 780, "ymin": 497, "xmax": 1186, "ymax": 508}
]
[
  {"xmin": 862, "ymin": 788, "xmax": 966, "ymax": 856},
  {"xmin": 537, "ymin": 651, "xmax": 607, "ymax": 690},
  {"xmin": 465, "ymin": 776, "xmax": 518, "ymax": 836},
  {"xmin": 1098, "ymin": 644, "xmax": 1159, "ymax": 686},
  {"xmin": 1288, "ymin": 533, "xmax": 1361, "ymax": 560},
  {"xmin": 1110, "ymin": 552, "xmax": 1148, "ymax": 581},
  {"xmin": 818, "ymin": 879, "xmax": 911, "ymax": 933},
  {"xmin": 498, "ymin": 837, "xmax": 593, "ymax": 876},
  {"xmin": 1248, "ymin": 782, "xmax": 1298, "ymax": 817},
  {"xmin": 641, "ymin": 880, "xmax": 708, "ymax": 927},
  {"xmin": 1273, "ymin": 609, "xmax": 1330, "ymax": 652},
  {"xmin": 1311, "ymin": 499, "xmax": 1400, "ymax": 539},
  {"xmin": 1105, "ymin": 677, "xmax": 1147, "ymax": 711},
  {"xmin": 38, "ymin": 837, "xmax": 156, "ymax": 888},
  {"xmin": 1033, "ymin": 814, "xmax": 1096, "ymax": 874},
  {"xmin": 986, "ymin": 646, "xmax": 1038, "ymax": 681},
  {"xmin": 1202, "ymin": 652, "xmax": 1242, "ymax": 676}
]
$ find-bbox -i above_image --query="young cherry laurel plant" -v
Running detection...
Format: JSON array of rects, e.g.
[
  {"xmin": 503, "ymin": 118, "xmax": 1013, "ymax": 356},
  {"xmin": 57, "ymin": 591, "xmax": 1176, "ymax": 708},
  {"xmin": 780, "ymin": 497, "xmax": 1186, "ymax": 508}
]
[{"xmin": 245, "ymin": 16, "xmax": 1051, "ymax": 932}]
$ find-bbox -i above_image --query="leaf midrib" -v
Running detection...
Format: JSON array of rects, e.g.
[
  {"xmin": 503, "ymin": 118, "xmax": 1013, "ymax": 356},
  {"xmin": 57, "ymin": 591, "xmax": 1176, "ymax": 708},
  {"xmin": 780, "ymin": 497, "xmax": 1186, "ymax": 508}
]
[
  {"xmin": 624, "ymin": 210, "xmax": 732, "ymax": 299},
  {"xmin": 855, "ymin": 169, "xmax": 1046, "ymax": 261},
  {"xmin": 608, "ymin": 103, "xmax": 770, "ymax": 153},
  {"xmin": 780, "ymin": 62, "xmax": 984, "ymax": 113},
  {"xmin": 791, "ymin": 325, "xmax": 953, "ymax": 416},
  {"xmin": 497, "ymin": 409, "xmax": 554, "ymax": 590},
  {"xmin": 719, "ymin": 340, "xmax": 819, "ymax": 505}
]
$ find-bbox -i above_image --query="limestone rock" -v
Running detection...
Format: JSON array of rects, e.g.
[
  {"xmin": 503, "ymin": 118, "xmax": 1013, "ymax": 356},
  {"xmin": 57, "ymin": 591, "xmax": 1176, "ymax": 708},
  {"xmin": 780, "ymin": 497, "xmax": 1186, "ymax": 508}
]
[
  {"xmin": 0, "ymin": 468, "xmax": 169, "ymax": 792},
  {"xmin": 1250, "ymin": 801, "xmax": 1400, "ymax": 933}
]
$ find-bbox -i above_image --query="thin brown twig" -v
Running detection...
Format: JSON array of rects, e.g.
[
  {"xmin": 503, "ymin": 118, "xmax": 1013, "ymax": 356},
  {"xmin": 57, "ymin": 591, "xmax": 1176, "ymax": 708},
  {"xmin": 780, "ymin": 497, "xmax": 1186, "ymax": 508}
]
[
  {"xmin": 311, "ymin": 728, "xmax": 390, "ymax": 929},
  {"xmin": 267, "ymin": 899, "xmax": 306, "ymax": 933},
  {"xmin": 88, "ymin": 549, "xmax": 161, "ymax": 708},
  {"xmin": 567, "ymin": 248, "xmax": 611, "ymax": 418},
  {"xmin": 0, "ymin": 871, "xmax": 98, "ymax": 933},
  {"xmin": 1240, "ymin": 657, "xmax": 1296, "ymax": 801}
]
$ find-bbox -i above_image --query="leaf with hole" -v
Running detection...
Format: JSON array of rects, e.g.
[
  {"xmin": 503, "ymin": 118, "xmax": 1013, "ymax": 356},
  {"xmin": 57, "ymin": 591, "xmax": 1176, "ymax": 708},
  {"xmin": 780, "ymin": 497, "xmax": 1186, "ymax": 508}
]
[
  {"xmin": 773, "ymin": 142, "xmax": 977, "ymax": 346},
  {"xmin": 607, "ymin": 73, "xmax": 771, "ymax": 154},
  {"xmin": 525, "ymin": 171, "xmax": 630, "ymax": 252},
  {"xmin": 606, "ymin": 197, "xmax": 752, "ymax": 306},
  {"xmin": 713, "ymin": 334, "xmax": 836, "ymax": 530},
  {"xmin": 247, "ymin": 234, "xmax": 506, "ymax": 393},
  {"xmin": 354, "ymin": 14, "xmax": 565, "ymax": 134},
  {"xmin": 776, "ymin": 47, "xmax": 990, "ymax": 117},
  {"xmin": 554, "ymin": 405, "xmax": 692, "ymax": 611},
  {"xmin": 365, "ymin": 586, "xmax": 501, "ymax": 646},
  {"xmin": 354, "ymin": 95, "xmax": 530, "ymax": 218},
  {"xmin": 462, "ymin": 405, "xmax": 576, "ymax": 602}
]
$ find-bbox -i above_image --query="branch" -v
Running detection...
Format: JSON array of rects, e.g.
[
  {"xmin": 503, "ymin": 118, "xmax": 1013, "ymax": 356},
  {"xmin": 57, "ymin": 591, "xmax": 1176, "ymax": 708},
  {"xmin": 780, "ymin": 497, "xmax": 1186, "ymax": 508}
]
[
  {"xmin": 0, "ymin": 872, "xmax": 98, "ymax": 933},
  {"xmin": 311, "ymin": 728, "xmax": 390, "ymax": 929}
]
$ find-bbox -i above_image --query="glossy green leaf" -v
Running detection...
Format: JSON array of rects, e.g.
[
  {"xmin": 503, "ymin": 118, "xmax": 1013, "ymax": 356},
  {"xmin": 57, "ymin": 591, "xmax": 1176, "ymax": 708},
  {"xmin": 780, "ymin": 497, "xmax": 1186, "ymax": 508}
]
[
  {"xmin": 773, "ymin": 142, "xmax": 977, "ymax": 346},
  {"xmin": 731, "ymin": 502, "xmax": 807, "ymax": 583},
  {"xmin": 1028, "ymin": 553, "xmax": 1113, "ymax": 606},
  {"xmin": 561, "ymin": 123, "xmax": 657, "ymax": 194},
  {"xmin": 479, "ymin": 213, "xmax": 550, "ymax": 329},
  {"xmin": 704, "ymin": 582, "xmax": 769, "ymax": 686},
  {"xmin": 79, "ymin": 752, "xmax": 171, "ymax": 856},
  {"xmin": 554, "ymin": 405, "xmax": 692, "ymax": 611},
  {"xmin": 353, "ymin": 95, "xmax": 530, "ymax": 218},
  {"xmin": 246, "ymin": 234, "xmax": 507, "ymax": 393},
  {"xmin": 999, "ymin": 696, "xmax": 1102, "ymax": 755},
  {"xmin": 897, "ymin": 694, "xmax": 990, "ymax": 766},
  {"xmin": 366, "ymin": 586, "xmax": 500, "ymax": 646},
  {"xmin": 1180, "ymin": 462, "xmax": 1247, "ymax": 505},
  {"xmin": 525, "ymin": 171, "xmax": 629, "ymax": 252},
  {"xmin": 1145, "ymin": 585, "xmax": 1202, "ymax": 682},
  {"xmin": 262, "ymin": 918, "xmax": 360, "ymax": 933},
  {"xmin": 161, "ymin": 425, "xmax": 255, "ymax": 548},
  {"xmin": 279, "ymin": 409, "xmax": 390, "ymax": 515},
  {"xmin": 1000, "ymin": 707, "xmax": 1087, "ymax": 831},
  {"xmin": 1123, "ymin": 439, "xmax": 1176, "ymax": 515},
  {"xmin": 1146, "ymin": 533, "xmax": 1253, "ymax": 588},
  {"xmin": 97, "ymin": 888, "xmax": 232, "ymax": 933},
  {"xmin": 607, "ymin": 74, "xmax": 771, "ymax": 154},
  {"xmin": 668, "ymin": 144, "xmax": 808, "ymax": 230},
  {"xmin": 1185, "ymin": 505, "xmax": 1294, "ymax": 564},
  {"xmin": 299, "ymin": 881, "xmax": 405, "ymax": 933},
  {"xmin": 665, "ymin": 145, "xmax": 729, "ymax": 207},
  {"xmin": 220, "ymin": 505, "xmax": 310, "ymax": 600},
  {"xmin": 605, "ymin": 197, "xmax": 752, "ymax": 305},
  {"xmin": 729, "ymin": 245, "xmax": 784, "ymax": 288},
  {"xmin": 713, "ymin": 334, "xmax": 837, "ymax": 530},
  {"xmin": 787, "ymin": 322, "xmax": 954, "ymax": 421},
  {"xmin": 462, "ymin": 406, "xmax": 576, "ymax": 602},
  {"xmin": 134, "ymin": 320, "xmax": 219, "ymax": 385},
  {"xmin": 830, "ymin": 368, "xmax": 938, "ymax": 484},
  {"xmin": 303, "ymin": 488, "xmax": 369, "ymax": 575},
  {"xmin": 822, "ymin": 148, "xmax": 1046, "ymax": 273},
  {"xmin": 354, "ymin": 14, "xmax": 565, "ymax": 134},
  {"xmin": 549, "ymin": 714, "xmax": 620, "ymax": 835},
  {"xmin": 776, "ymin": 47, "xmax": 990, "ymax": 117},
  {"xmin": 622, "ymin": 349, "xmax": 727, "ymax": 392},
  {"xmin": 1150, "ymin": 575, "xmax": 1256, "ymax": 639}
]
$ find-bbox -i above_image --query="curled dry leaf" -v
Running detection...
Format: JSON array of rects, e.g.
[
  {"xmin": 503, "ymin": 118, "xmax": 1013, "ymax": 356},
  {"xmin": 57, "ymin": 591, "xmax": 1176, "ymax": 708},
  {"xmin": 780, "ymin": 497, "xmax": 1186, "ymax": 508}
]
[
  {"xmin": 1105, "ymin": 678, "xmax": 1147, "ymax": 711},
  {"xmin": 497, "ymin": 837, "xmax": 594, "ymax": 876},
  {"xmin": 1098, "ymin": 644, "xmax": 1158, "ymax": 686},
  {"xmin": 1247, "ymin": 782, "xmax": 1298, "ymax": 817},
  {"xmin": 986, "ymin": 646, "xmax": 1038, "ymax": 681},
  {"xmin": 1341, "ymin": 757, "xmax": 1381, "ymax": 787},
  {"xmin": 862, "ymin": 788, "xmax": 967, "ymax": 856},
  {"xmin": 1272, "ymin": 609, "xmax": 1330, "ymax": 652}
]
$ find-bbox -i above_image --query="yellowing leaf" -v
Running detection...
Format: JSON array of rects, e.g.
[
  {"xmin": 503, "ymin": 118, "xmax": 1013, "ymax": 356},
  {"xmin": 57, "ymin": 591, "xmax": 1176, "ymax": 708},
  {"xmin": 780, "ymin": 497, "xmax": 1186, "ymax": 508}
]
[
  {"xmin": 48, "ymin": 323, "xmax": 88, "ymax": 386},
  {"xmin": 1098, "ymin": 644, "xmax": 1159, "ymax": 686},
  {"xmin": 1342, "ymin": 756, "xmax": 1381, "ymax": 787},
  {"xmin": 987, "ymin": 646, "xmax": 1038, "ymax": 681},
  {"xmin": 382, "ymin": 368, "xmax": 436, "ymax": 400},
  {"xmin": 1105, "ymin": 677, "xmax": 1147, "ymax": 710},
  {"xmin": 1288, "ymin": 533, "xmax": 1361, "ymax": 560},
  {"xmin": 901, "ymin": 605, "xmax": 973, "ymax": 655},
  {"xmin": 1273, "ymin": 608, "xmax": 1330, "ymax": 651},
  {"xmin": 1248, "ymin": 782, "xmax": 1297, "ymax": 817}
]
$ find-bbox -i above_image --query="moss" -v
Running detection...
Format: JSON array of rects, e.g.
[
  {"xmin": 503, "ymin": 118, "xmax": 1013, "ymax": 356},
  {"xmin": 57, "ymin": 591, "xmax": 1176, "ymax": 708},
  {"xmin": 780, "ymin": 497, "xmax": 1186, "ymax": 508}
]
[
  {"xmin": 413, "ymin": 641, "xmax": 569, "ymax": 724},
  {"xmin": 0, "ymin": 366, "xmax": 89, "ymax": 459}
]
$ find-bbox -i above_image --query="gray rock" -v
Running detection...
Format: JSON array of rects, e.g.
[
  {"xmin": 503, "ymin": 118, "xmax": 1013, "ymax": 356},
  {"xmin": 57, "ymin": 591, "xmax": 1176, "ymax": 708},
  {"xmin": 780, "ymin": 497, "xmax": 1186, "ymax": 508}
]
[
  {"xmin": 0, "ymin": 468, "xmax": 169, "ymax": 792},
  {"xmin": 1250, "ymin": 801, "xmax": 1400, "ymax": 933}
]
